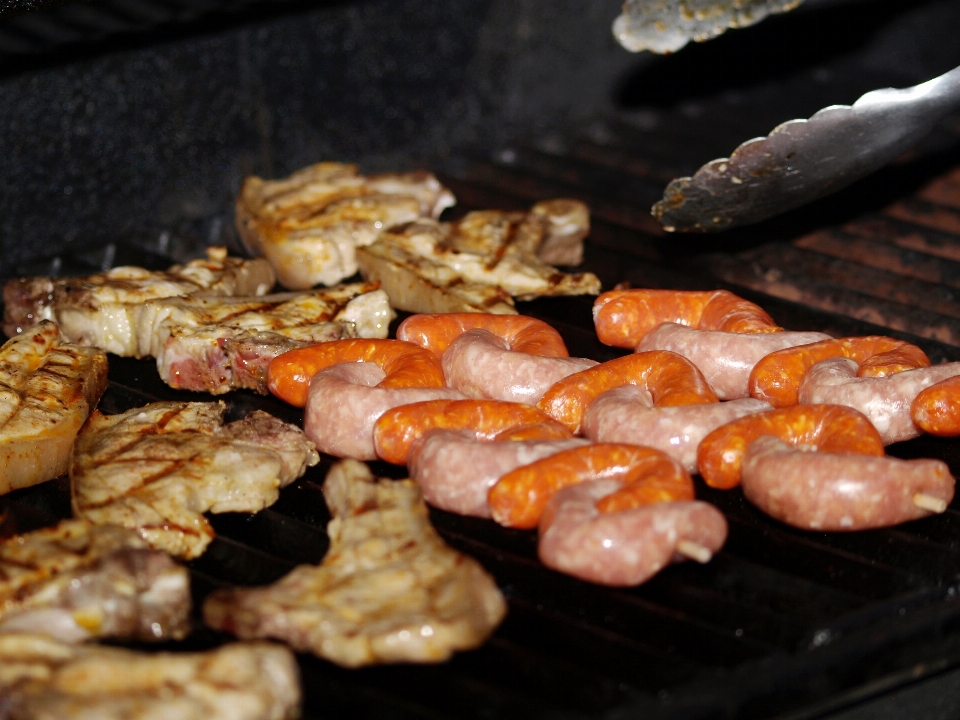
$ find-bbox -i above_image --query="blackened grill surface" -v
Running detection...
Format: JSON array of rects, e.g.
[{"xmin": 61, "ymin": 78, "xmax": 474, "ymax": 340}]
[{"xmin": 5, "ymin": 146, "xmax": 960, "ymax": 719}]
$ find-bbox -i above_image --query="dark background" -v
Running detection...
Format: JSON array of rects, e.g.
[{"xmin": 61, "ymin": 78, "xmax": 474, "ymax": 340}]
[{"xmin": 2, "ymin": 0, "xmax": 959, "ymax": 272}]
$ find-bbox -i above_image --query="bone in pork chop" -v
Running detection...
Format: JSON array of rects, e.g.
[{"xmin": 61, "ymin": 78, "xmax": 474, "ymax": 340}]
[
  {"xmin": 71, "ymin": 401, "xmax": 319, "ymax": 560},
  {"xmin": 136, "ymin": 282, "xmax": 395, "ymax": 394},
  {"xmin": 2, "ymin": 247, "xmax": 275, "ymax": 356},
  {"xmin": 356, "ymin": 201, "xmax": 601, "ymax": 315},
  {"xmin": 0, "ymin": 634, "xmax": 300, "ymax": 720},
  {"xmin": 0, "ymin": 321, "xmax": 107, "ymax": 495},
  {"xmin": 0, "ymin": 519, "xmax": 189, "ymax": 643},
  {"xmin": 236, "ymin": 161, "xmax": 456, "ymax": 289},
  {"xmin": 203, "ymin": 459, "xmax": 507, "ymax": 667}
]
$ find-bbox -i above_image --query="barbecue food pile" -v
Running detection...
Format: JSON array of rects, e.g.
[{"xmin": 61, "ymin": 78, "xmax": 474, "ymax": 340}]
[{"xmin": 3, "ymin": 159, "xmax": 960, "ymax": 717}]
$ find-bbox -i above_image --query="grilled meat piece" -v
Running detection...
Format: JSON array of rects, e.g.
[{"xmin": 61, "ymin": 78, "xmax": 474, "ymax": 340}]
[
  {"xmin": 236, "ymin": 162, "xmax": 456, "ymax": 289},
  {"xmin": 2, "ymin": 247, "xmax": 275, "ymax": 355},
  {"xmin": 0, "ymin": 321, "xmax": 107, "ymax": 495},
  {"xmin": 0, "ymin": 519, "xmax": 189, "ymax": 643},
  {"xmin": 204, "ymin": 459, "xmax": 507, "ymax": 667},
  {"xmin": 0, "ymin": 634, "xmax": 300, "ymax": 720},
  {"xmin": 72, "ymin": 402, "xmax": 319, "ymax": 559},
  {"xmin": 136, "ymin": 282, "xmax": 395, "ymax": 394},
  {"xmin": 357, "ymin": 201, "xmax": 601, "ymax": 314}
]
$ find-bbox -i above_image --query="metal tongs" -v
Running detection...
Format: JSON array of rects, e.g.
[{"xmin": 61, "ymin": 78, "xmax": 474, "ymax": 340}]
[{"xmin": 652, "ymin": 64, "xmax": 960, "ymax": 232}]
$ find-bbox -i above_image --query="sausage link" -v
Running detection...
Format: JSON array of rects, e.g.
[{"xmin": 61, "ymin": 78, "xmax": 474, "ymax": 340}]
[
  {"xmin": 408, "ymin": 429, "xmax": 590, "ymax": 517},
  {"xmin": 912, "ymin": 375, "xmax": 960, "ymax": 436},
  {"xmin": 696, "ymin": 404, "xmax": 885, "ymax": 489},
  {"xmin": 749, "ymin": 336, "xmax": 931, "ymax": 408},
  {"xmin": 537, "ymin": 351, "xmax": 718, "ymax": 433},
  {"xmin": 397, "ymin": 312, "xmax": 570, "ymax": 358},
  {"xmin": 538, "ymin": 481, "xmax": 728, "ymax": 587},
  {"xmin": 441, "ymin": 329, "xmax": 597, "ymax": 405},
  {"xmin": 636, "ymin": 323, "xmax": 830, "ymax": 400},
  {"xmin": 582, "ymin": 386, "xmax": 771, "ymax": 473},
  {"xmin": 268, "ymin": 338, "xmax": 445, "ymax": 407},
  {"xmin": 593, "ymin": 288, "xmax": 780, "ymax": 349},
  {"xmin": 303, "ymin": 364, "xmax": 463, "ymax": 460},
  {"xmin": 742, "ymin": 436, "xmax": 954, "ymax": 530},
  {"xmin": 373, "ymin": 399, "xmax": 571, "ymax": 465},
  {"xmin": 800, "ymin": 358, "xmax": 960, "ymax": 444},
  {"xmin": 488, "ymin": 443, "xmax": 692, "ymax": 529}
]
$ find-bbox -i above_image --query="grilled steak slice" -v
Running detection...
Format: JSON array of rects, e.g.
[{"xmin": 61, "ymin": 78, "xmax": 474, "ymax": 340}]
[
  {"xmin": 204, "ymin": 459, "xmax": 507, "ymax": 667},
  {"xmin": 71, "ymin": 402, "xmax": 319, "ymax": 559},
  {"xmin": 2, "ymin": 247, "xmax": 275, "ymax": 355},
  {"xmin": 235, "ymin": 161, "xmax": 456, "ymax": 289},
  {"xmin": 356, "ymin": 202, "xmax": 601, "ymax": 315},
  {"xmin": 0, "ymin": 519, "xmax": 189, "ymax": 643},
  {"xmin": 0, "ymin": 634, "xmax": 300, "ymax": 720},
  {"xmin": 136, "ymin": 282, "xmax": 395, "ymax": 394},
  {"xmin": 0, "ymin": 321, "xmax": 107, "ymax": 495}
]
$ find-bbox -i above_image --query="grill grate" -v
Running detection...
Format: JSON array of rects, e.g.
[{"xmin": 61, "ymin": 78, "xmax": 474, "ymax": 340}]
[{"xmin": 5, "ymin": 139, "xmax": 960, "ymax": 718}]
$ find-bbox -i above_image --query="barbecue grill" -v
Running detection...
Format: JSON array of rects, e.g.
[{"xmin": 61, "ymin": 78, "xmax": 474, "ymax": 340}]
[{"xmin": 3, "ymin": 1, "xmax": 960, "ymax": 717}]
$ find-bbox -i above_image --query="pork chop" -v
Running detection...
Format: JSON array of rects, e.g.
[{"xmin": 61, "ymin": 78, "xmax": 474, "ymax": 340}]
[
  {"xmin": 235, "ymin": 162, "xmax": 456, "ymax": 289},
  {"xmin": 0, "ymin": 519, "xmax": 189, "ymax": 643},
  {"xmin": 203, "ymin": 459, "xmax": 507, "ymax": 667},
  {"xmin": 71, "ymin": 401, "xmax": 319, "ymax": 559},
  {"xmin": 0, "ymin": 321, "xmax": 107, "ymax": 495},
  {"xmin": 2, "ymin": 247, "xmax": 275, "ymax": 355},
  {"xmin": 356, "ymin": 201, "xmax": 601, "ymax": 314},
  {"xmin": 0, "ymin": 634, "xmax": 300, "ymax": 720},
  {"xmin": 136, "ymin": 282, "xmax": 395, "ymax": 394}
]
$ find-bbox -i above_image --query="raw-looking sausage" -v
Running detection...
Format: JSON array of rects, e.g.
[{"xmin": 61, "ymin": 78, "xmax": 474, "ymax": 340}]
[
  {"xmin": 636, "ymin": 323, "xmax": 831, "ymax": 400},
  {"xmin": 913, "ymin": 375, "xmax": 960, "ymax": 436},
  {"xmin": 303, "ymin": 363, "xmax": 464, "ymax": 460},
  {"xmin": 268, "ymin": 338, "xmax": 445, "ymax": 407},
  {"xmin": 799, "ymin": 358, "xmax": 960, "ymax": 444},
  {"xmin": 697, "ymin": 404, "xmax": 885, "ymax": 489},
  {"xmin": 538, "ymin": 479, "xmax": 728, "ymax": 586},
  {"xmin": 537, "ymin": 351, "xmax": 718, "ymax": 433},
  {"xmin": 397, "ymin": 312, "xmax": 570, "ymax": 358},
  {"xmin": 582, "ymin": 385, "xmax": 772, "ymax": 473},
  {"xmin": 440, "ymin": 329, "xmax": 597, "ymax": 405},
  {"xmin": 408, "ymin": 429, "xmax": 590, "ymax": 517},
  {"xmin": 373, "ymin": 399, "xmax": 572, "ymax": 465},
  {"xmin": 488, "ymin": 443, "xmax": 693, "ymax": 529},
  {"xmin": 749, "ymin": 336, "xmax": 931, "ymax": 408},
  {"xmin": 593, "ymin": 288, "xmax": 781, "ymax": 349},
  {"xmin": 742, "ymin": 436, "xmax": 954, "ymax": 530}
]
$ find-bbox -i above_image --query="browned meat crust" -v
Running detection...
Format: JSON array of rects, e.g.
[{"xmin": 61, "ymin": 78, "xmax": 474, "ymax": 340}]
[
  {"xmin": 0, "ymin": 519, "xmax": 190, "ymax": 643},
  {"xmin": 204, "ymin": 459, "xmax": 507, "ymax": 667},
  {"xmin": 71, "ymin": 401, "xmax": 319, "ymax": 559}
]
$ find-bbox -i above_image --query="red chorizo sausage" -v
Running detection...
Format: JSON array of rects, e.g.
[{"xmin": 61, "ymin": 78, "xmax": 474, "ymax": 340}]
[
  {"xmin": 593, "ymin": 288, "xmax": 780, "ymax": 349},
  {"xmin": 488, "ymin": 443, "xmax": 693, "ymax": 529},
  {"xmin": 696, "ymin": 404, "xmax": 885, "ymax": 489},
  {"xmin": 537, "ymin": 351, "xmax": 718, "ymax": 433},
  {"xmin": 397, "ymin": 312, "xmax": 570, "ymax": 358},
  {"xmin": 268, "ymin": 338, "xmax": 445, "ymax": 407},
  {"xmin": 373, "ymin": 399, "xmax": 572, "ymax": 465},
  {"xmin": 749, "ymin": 336, "xmax": 931, "ymax": 408}
]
